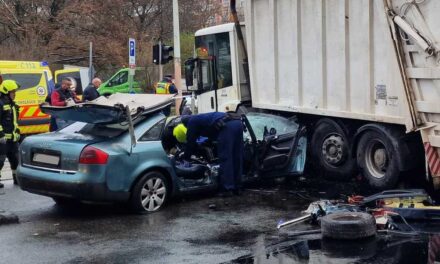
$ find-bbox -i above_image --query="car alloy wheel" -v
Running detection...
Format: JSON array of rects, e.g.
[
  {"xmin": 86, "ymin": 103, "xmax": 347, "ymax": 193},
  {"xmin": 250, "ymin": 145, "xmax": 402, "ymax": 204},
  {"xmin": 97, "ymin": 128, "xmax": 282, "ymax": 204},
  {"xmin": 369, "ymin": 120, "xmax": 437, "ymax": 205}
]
[
  {"xmin": 130, "ymin": 171, "xmax": 169, "ymax": 213},
  {"xmin": 141, "ymin": 177, "xmax": 166, "ymax": 212}
]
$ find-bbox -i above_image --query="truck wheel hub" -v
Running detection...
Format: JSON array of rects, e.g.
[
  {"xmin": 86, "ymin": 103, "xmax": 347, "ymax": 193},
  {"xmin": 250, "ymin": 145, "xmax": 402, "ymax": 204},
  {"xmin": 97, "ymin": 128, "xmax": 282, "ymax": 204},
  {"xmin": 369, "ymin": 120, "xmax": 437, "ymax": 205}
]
[
  {"xmin": 373, "ymin": 148, "xmax": 387, "ymax": 169},
  {"xmin": 365, "ymin": 140, "xmax": 388, "ymax": 179},
  {"xmin": 322, "ymin": 135, "xmax": 344, "ymax": 165}
]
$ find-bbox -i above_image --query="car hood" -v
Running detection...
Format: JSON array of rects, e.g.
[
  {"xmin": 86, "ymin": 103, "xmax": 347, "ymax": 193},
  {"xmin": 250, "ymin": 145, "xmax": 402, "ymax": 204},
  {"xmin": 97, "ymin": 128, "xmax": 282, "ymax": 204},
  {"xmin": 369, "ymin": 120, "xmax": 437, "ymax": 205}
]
[{"xmin": 41, "ymin": 93, "xmax": 175, "ymax": 124}]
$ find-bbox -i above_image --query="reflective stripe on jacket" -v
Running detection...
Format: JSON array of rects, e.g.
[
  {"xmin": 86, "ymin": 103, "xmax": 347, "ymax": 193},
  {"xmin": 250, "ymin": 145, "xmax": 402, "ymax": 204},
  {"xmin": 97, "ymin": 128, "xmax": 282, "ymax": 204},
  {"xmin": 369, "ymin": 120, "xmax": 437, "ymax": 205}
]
[
  {"xmin": 156, "ymin": 82, "xmax": 171, "ymax": 94},
  {"xmin": 0, "ymin": 96, "xmax": 20, "ymax": 142}
]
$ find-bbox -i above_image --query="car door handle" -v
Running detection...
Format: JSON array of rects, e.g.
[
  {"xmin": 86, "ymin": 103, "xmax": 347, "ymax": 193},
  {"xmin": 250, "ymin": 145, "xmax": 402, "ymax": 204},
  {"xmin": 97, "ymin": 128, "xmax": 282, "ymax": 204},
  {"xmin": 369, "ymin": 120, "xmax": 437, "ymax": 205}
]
[
  {"xmin": 210, "ymin": 97, "xmax": 214, "ymax": 109},
  {"xmin": 270, "ymin": 145, "xmax": 290, "ymax": 153}
]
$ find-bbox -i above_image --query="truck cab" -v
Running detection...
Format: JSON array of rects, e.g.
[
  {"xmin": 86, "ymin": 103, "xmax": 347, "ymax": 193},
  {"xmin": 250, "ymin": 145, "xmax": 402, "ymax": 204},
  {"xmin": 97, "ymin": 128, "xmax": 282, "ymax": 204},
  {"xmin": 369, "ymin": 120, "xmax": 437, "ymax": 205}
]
[{"xmin": 186, "ymin": 23, "xmax": 249, "ymax": 113}]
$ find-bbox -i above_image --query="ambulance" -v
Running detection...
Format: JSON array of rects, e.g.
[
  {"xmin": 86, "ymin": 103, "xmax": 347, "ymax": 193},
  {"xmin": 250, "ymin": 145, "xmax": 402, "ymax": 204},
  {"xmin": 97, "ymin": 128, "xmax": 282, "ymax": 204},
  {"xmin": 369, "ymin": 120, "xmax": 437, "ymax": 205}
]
[{"xmin": 0, "ymin": 61, "xmax": 54, "ymax": 135}]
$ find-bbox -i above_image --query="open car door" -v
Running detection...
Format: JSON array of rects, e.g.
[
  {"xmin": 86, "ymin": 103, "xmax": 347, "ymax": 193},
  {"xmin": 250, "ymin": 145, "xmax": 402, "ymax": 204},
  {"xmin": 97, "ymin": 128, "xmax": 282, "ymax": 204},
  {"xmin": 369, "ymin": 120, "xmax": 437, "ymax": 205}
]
[{"xmin": 243, "ymin": 113, "xmax": 307, "ymax": 177}]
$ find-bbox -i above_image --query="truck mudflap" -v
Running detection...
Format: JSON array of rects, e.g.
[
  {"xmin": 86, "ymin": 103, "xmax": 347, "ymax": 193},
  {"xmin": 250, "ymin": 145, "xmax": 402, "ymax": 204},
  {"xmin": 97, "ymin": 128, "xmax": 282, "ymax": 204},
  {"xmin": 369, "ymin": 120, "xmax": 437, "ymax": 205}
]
[{"xmin": 424, "ymin": 141, "xmax": 440, "ymax": 188}]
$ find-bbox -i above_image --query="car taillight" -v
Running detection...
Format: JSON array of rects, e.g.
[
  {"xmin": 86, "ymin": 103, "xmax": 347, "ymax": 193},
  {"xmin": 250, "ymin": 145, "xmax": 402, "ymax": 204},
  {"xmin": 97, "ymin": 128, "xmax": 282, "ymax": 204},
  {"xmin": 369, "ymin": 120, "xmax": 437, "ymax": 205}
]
[{"xmin": 79, "ymin": 146, "xmax": 109, "ymax": 164}]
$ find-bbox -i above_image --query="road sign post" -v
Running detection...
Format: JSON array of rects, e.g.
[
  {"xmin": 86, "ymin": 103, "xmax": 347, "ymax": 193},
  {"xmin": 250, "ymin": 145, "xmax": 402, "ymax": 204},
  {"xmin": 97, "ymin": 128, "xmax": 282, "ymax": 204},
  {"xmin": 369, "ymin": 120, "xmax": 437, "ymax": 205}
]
[{"xmin": 128, "ymin": 38, "xmax": 136, "ymax": 93}]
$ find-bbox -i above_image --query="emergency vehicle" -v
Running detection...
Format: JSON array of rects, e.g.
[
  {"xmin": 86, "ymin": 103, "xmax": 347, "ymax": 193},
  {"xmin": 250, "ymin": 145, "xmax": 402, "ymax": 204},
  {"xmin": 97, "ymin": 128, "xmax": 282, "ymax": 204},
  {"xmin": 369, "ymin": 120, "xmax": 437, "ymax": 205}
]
[{"xmin": 0, "ymin": 61, "xmax": 54, "ymax": 134}]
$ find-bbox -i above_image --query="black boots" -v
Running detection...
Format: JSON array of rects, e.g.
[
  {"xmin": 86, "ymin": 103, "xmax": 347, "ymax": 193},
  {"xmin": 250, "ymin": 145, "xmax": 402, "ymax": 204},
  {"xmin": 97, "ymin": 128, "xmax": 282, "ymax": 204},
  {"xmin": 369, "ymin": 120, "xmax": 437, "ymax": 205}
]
[{"xmin": 12, "ymin": 170, "xmax": 17, "ymax": 185}]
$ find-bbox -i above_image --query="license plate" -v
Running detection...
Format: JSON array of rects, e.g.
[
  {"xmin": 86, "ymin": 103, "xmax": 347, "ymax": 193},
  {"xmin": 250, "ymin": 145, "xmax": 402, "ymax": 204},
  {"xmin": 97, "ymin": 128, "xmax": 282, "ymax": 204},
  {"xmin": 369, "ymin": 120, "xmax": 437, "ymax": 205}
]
[{"xmin": 32, "ymin": 153, "xmax": 60, "ymax": 166}]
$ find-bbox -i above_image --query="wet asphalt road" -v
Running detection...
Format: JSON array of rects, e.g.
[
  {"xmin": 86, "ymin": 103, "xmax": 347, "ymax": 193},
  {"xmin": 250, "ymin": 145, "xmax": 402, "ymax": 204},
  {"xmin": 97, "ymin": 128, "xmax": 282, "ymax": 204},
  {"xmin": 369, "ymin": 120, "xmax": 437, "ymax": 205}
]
[
  {"xmin": 1, "ymin": 176, "xmax": 439, "ymax": 264},
  {"xmin": 0, "ymin": 179, "xmax": 313, "ymax": 264}
]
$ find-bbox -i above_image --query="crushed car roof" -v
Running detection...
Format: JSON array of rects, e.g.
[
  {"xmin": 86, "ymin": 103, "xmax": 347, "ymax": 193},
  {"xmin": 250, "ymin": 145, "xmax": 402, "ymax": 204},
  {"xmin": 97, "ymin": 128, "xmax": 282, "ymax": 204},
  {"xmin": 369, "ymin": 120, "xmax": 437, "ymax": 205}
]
[{"xmin": 41, "ymin": 93, "xmax": 175, "ymax": 124}]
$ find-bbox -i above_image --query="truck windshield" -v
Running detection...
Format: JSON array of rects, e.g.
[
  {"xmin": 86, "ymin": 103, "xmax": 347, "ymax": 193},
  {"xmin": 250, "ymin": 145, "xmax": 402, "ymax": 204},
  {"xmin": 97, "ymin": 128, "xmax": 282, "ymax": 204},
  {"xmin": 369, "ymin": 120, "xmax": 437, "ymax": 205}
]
[{"xmin": 195, "ymin": 32, "xmax": 232, "ymax": 91}]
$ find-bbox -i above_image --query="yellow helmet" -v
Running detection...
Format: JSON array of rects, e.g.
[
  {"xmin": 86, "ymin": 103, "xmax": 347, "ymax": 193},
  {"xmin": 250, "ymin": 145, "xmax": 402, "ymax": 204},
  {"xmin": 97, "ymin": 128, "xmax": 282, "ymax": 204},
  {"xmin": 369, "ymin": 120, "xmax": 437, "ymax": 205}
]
[
  {"xmin": 173, "ymin": 124, "xmax": 187, "ymax": 143},
  {"xmin": 0, "ymin": 80, "xmax": 19, "ymax": 94}
]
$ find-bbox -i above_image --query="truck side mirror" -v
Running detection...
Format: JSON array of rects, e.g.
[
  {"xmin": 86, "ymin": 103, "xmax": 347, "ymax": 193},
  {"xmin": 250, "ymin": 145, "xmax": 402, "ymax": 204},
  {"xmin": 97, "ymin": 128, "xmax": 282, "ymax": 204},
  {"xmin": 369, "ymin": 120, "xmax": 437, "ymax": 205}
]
[{"xmin": 184, "ymin": 58, "xmax": 195, "ymax": 90}]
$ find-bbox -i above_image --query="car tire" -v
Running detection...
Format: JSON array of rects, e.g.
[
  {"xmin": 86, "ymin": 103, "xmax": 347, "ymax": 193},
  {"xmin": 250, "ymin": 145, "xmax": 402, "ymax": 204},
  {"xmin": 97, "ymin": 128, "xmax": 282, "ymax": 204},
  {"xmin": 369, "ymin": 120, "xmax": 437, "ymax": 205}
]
[
  {"xmin": 321, "ymin": 236, "xmax": 377, "ymax": 259},
  {"xmin": 130, "ymin": 171, "xmax": 169, "ymax": 214},
  {"xmin": 357, "ymin": 130, "xmax": 399, "ymax": 190},
  {"xmin": 311, "ymin": 119, "xmax": 357, "ymax": 180},
  {"xmin": 321, "ymin": 212, "xmax": 376, "ymax": 240}
]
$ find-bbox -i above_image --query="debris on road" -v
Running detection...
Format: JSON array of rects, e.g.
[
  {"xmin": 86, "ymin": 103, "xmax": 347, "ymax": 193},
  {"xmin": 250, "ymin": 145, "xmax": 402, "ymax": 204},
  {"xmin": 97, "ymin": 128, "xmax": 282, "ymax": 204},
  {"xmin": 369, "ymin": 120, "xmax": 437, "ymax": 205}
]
[
  {"xmin": 321, "ymin": 212, "xmax": 376, "ymax": 239},
  {"xmin": 277, "ymin": 200, "xmax": 360, "ymax": 229},
  {"xmin": 0, "ymin": 210, "xmax": 19, "ymax": 225},
  {"xmin": 278, "ymin": 189, "xmax": 440, "ymax": 239}
]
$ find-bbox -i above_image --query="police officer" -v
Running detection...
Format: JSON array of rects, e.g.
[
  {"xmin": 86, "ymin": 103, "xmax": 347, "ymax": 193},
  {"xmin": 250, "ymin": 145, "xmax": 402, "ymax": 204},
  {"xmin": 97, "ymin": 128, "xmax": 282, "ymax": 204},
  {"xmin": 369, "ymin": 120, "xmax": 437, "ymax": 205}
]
[
  {"xmin": 155, "ymin": 75, "xmax": 177, "ymax": 94},
  {"xmin": 173, "ymin": 112, "xmax": 244, "ymax": 196},
  {"xmin": 0, "ymin": 80, "xmax": 21, "ymax": 187}
]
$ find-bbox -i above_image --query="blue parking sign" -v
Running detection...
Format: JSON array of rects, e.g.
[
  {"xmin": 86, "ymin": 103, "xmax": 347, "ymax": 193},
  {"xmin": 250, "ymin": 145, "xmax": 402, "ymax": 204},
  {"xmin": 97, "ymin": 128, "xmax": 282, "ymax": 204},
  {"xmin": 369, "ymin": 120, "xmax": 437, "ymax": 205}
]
[{"xmin": 129, "ymin": 38, "xmax": 136, "ymax": 65}]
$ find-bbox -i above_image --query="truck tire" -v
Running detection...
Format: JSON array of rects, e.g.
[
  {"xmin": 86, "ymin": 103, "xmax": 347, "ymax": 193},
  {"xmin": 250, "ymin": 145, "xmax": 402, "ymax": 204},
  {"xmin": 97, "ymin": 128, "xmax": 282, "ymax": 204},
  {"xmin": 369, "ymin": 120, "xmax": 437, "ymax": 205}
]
[
  {"xmin": 321, "ymin": 212, "xmax": 376, "ymax": 240},
  {"xmin": 357, "ymin": 130, "xmax": 399, "ymax": 190},
  {"xmin": 311, "ymin": 119, "xmax": 357, "ymax": 180}
]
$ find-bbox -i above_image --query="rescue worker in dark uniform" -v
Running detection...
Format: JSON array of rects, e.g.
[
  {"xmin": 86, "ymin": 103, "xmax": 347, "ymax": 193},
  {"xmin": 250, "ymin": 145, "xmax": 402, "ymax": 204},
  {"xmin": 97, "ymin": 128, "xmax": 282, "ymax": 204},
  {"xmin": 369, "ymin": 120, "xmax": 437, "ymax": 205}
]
[
  {"xmin": 173, "ymin": 112, "xmax": 244, "ymax": 196},
  {"xmin": 0, "ymin": 80, "xmax": 21, "ymax": 187}
]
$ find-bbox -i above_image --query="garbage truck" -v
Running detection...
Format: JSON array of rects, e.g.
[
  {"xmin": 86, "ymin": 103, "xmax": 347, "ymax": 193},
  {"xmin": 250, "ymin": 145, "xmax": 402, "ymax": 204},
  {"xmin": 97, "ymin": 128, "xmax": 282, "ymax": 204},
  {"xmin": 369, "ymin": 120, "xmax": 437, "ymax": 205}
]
[{"xmin": 184, "ymin": 0, "xmax": 440, "ymax": 190}]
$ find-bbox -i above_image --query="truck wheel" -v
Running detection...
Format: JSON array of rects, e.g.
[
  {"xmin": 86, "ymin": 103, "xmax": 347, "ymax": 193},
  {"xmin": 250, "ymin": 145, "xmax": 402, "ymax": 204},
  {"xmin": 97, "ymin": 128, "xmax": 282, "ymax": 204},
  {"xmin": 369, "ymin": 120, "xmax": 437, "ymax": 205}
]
[
  {"xmin": 321, "ymin": 212, "xmax": 376, "ymax": 240},
  {"xmin": 311, "ymin": 119, "xmax": 357, "ymax": 180},
  {"xmin": 357, "ymin": 130, "xmax": 399, "ymax": 190},
  {"xmin": 130, "ymin": 171, "xmax": 169, "ymax": 213}
]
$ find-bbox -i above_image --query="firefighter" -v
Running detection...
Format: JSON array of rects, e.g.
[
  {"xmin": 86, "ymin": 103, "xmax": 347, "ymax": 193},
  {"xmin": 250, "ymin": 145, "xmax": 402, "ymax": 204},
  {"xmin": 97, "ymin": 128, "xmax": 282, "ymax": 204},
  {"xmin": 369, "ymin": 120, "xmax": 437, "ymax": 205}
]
[
  {"xmin": 155, "ymin": 75, "xmax": 177, "ymax": 94},
  {"xmin": 173, "ymin": 112, "xmax": 244, "ymax": 196},
  {"xmin": 0, "ymin": 80, "xmax": 21, "ymax": 187}
]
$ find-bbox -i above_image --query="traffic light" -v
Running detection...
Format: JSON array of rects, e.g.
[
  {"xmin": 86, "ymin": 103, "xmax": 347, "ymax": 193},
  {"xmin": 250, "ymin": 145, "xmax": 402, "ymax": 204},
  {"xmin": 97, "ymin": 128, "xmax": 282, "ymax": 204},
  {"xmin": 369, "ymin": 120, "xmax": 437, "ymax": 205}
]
[
  {"xmin": 161, "ymin": 45, "xmax": 173, "ymax": 64},
  {"xmin": 153, "ymin": 44, "xmax": 160, "ymax": 65},
  {"xmin": 152, "ymin": 44, "xmax": 174, "ymax": 65}
]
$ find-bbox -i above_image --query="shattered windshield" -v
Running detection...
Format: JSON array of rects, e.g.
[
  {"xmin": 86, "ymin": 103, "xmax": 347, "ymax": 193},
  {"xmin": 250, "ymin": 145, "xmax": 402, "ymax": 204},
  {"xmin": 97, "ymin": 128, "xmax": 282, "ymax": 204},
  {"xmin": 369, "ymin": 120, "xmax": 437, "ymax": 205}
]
[{"xmin": 245, "ymin": 113, "xmax": 298, "ymax": 141}]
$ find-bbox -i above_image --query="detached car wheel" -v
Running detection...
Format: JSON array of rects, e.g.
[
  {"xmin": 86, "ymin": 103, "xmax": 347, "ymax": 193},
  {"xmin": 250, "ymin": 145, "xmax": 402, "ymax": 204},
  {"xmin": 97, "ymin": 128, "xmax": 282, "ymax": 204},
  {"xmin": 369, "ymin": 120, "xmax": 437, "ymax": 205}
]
[
  {"xmin": 130, "ymin": 171, "xmax": 169, "ymax": 213},
  {"xmin": 321, "ymin": 212, "xmax": 376, "ymax": 240}
]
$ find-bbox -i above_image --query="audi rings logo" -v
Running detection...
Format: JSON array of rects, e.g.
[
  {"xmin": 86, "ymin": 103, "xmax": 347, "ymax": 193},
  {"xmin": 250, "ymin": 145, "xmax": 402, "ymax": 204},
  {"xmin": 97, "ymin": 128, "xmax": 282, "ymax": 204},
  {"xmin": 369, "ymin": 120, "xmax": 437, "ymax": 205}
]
[{"xmin": 36, "ymin": 86, "xmax": 46, "ymax": 96}]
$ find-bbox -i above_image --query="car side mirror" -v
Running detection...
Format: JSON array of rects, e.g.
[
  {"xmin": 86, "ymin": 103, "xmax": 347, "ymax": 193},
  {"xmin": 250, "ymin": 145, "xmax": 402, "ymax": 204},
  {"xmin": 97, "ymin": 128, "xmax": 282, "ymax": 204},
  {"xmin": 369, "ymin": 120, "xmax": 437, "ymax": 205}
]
[{"xmin": 184, "ymin": 58, "xmax": 196, "ymax": 90}]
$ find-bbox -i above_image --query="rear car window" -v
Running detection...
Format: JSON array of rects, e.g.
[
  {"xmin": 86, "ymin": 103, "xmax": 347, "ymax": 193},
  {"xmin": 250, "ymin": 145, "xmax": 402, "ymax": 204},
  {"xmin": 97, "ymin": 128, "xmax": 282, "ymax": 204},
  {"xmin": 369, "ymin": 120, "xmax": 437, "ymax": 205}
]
[
  {"xmin": 139, "ymin": 118, "xmax": 166, "ymax": 141},
  {"xmin": 2, "ymin": 73, "xmax": 42, "ymax": 90},
  {"xmin": 60, "ymin": 116, "xmax": 148, "ymax": 138}
]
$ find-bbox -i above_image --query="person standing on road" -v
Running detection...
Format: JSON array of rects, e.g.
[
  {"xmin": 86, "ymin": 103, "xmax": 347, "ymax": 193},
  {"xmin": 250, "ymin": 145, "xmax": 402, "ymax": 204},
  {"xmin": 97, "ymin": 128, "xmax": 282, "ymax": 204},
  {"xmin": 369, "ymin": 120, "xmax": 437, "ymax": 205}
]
[
  {"xmin": 51, "ymin": 78, "xmax": 80, "ymax": 129},
  {"xmin": 155, "ymin": 75, "xmax": 177, "ymax": 94},
  {"xmin": 83, "ymin": 78, "xmax": 102, "ymax": 102},
  {"xmin": 0, "ymin": 80, "xmax": 21, "ymax": 187},
  {"xmin": 173, "ymin": 112, "xmax": 244, "ymax": 196}
]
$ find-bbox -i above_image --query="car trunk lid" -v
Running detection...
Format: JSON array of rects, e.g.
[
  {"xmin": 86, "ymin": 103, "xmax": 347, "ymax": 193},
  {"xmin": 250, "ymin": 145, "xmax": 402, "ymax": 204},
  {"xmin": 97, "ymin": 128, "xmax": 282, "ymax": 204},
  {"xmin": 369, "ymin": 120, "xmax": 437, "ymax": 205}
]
[{"xmin": 20, "ymin": 127, "xmax": 107, "ymax": 172}]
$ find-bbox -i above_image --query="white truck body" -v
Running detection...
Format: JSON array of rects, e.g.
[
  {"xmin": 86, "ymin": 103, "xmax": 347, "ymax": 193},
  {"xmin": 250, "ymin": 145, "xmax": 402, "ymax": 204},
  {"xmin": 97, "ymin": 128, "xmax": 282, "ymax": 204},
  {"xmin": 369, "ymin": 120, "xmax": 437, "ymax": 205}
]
[
  {"xmin": 191, "ymin": 0, "xmax": 440, "ymax": 189},
  {"xmin": 246, "ymin": 0, "xmax": 414, "ymax": 127},
  {"xmin": 244, "ymin": 0, "xmax": 440, "ymax": 186}
]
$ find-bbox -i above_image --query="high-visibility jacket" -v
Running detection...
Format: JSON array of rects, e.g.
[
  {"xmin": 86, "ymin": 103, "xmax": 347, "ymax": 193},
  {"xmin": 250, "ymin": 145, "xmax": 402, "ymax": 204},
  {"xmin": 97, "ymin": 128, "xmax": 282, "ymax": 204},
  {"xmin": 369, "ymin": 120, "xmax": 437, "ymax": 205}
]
[
  {"xmin": 0, "ymin": 95, "xmax": 20, "ymax": 142},
  {"xmin": 156, "ymin": 81, "xmax": 172, "ymax": 94}
]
